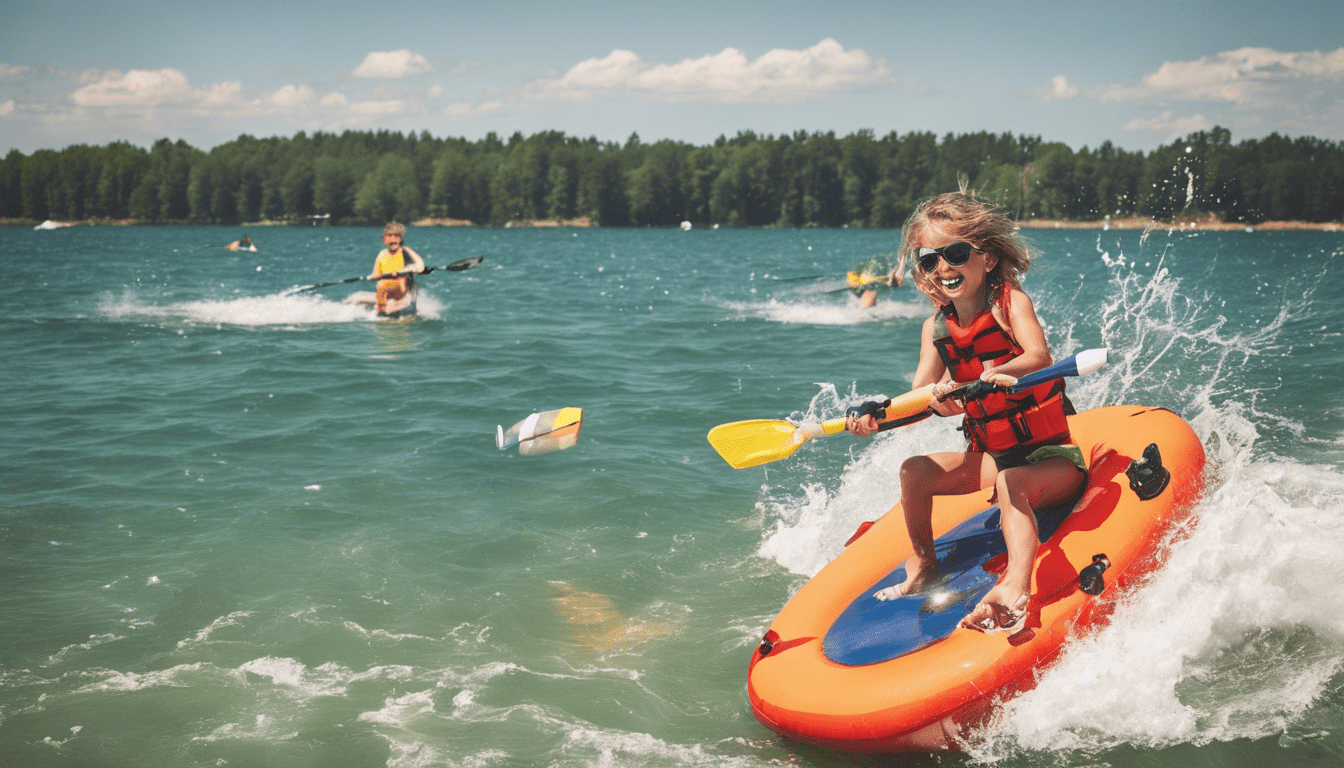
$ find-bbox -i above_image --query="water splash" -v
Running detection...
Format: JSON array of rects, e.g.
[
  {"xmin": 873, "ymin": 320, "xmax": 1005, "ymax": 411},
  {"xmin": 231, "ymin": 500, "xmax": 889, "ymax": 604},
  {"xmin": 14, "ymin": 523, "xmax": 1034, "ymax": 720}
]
[
  {"xmin": 721, "ymin": 296, "xmax": 924, "ymax": 326},
  {"xmin": 98, "ymin": 291, "xmax": 446, "ymax": 325}
]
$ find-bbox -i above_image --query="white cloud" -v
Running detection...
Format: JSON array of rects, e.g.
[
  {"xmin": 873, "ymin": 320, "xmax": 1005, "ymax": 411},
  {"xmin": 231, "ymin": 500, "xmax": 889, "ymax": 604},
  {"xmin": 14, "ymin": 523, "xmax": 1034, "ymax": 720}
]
[
  {"xmin": 1037, "ymin": 75, "xmax": 1078, "ymax": 100},
  {"xmin": 320, "ymin": 92, "xmax": 348, "ymax": 107},
  {"xmin": 0, "ymin": 64, "xmax": 31, "ymax": 79},
  {"xmin": 530, "ymin": 38, "xmax": 892, "ymax": 104},
  {"xmin": 40, "ymin": 107, "xmax": 94, "ymax": 125},
  {"xmin": 270, "ymin": 84, "xmax": 317, "ymax": 108},
  {"xmin": 352, "ymin": 50, "xmax": 433, "ymax": 79},
  {"xmin": 348, "ymin": 99, "xmax": 409, "ymax": 115},
  {"xmin": 1122, "ymin": 111, "xmax": 1214, "ymax": 138},
  {"xmin": 443, "ymin": 99, "xmax": 507, "ymax": 118},
  {"xmin": 196, "ymin": 81, "xmax": 242, "ymax": 108},
  {"xmin": 1100, "ymin": 46, "xmax": 1344, "ymax": 104},
  {"xmin": 69, "ymin": 68, "xmax": 241, "ymax": 108},
  {"xmin": 0, "ymin": 100, "xmax": 14, "ymax": 116}
]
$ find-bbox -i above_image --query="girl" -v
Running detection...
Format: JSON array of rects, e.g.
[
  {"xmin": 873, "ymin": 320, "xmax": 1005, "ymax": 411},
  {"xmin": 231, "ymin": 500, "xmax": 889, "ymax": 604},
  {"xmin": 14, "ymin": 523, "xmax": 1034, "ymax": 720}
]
[
  {"xmin": 845, "ymin": 191, "xmax": 1086, "ymax": 634},
  {"xmin": 370, "ymin": 221, "xmax": 425, "ymax": 316}
]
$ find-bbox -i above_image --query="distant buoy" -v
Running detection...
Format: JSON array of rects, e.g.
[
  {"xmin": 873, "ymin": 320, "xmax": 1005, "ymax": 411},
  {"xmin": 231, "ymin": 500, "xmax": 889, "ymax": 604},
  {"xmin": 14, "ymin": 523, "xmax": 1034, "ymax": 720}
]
[{"xmin": 680, "ymin": 221, "xmax": 692, "ymax": 231}]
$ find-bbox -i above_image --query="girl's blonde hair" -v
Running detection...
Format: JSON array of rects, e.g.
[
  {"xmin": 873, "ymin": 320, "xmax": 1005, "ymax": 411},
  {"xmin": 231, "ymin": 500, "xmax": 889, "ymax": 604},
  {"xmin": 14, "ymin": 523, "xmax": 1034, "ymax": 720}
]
[
  {"xmin": 383, "ymin": 221, "xmax": 406, "ymax": 239},
  {"xmin": 897, "ymin": 189, "xmax": 1036, "ymax": 311}
]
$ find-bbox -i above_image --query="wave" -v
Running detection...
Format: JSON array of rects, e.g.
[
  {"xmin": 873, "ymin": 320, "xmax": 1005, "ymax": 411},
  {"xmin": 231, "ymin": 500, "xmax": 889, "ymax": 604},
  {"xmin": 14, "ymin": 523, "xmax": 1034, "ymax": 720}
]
[
  {"xmin": 720, "ymin": 288, "xmax": 926, "ymax": 326},
  {"xmin": 97, "ymin": 290, "xmax": 446, "ymax": 325}
]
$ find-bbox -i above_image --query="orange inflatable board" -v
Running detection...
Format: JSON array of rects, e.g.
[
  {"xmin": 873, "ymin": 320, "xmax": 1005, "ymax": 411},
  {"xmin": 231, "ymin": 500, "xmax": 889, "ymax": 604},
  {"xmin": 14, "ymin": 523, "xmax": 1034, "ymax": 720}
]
[{"xmin": 747, "ymin": 405, "xmax": 1205, "ymax": 752}]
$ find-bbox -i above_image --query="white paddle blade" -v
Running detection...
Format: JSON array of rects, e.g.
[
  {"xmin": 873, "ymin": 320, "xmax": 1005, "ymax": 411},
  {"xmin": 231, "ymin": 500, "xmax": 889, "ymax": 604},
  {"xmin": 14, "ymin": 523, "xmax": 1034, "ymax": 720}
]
[
  {"xmin": 498, "ymin": 408, "xmax": 583, "ymax": 456},
  {"xmin": 1074, "ymin": 348, "xmax": 1108, "ymax": 376}
]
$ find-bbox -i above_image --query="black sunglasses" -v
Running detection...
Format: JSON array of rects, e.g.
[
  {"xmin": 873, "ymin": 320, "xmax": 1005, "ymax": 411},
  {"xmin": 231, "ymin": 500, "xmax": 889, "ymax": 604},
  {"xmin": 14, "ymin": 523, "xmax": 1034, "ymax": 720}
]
[{"xmin": 915, "ymin": 241, "xmax": 976, "ymax": 272}]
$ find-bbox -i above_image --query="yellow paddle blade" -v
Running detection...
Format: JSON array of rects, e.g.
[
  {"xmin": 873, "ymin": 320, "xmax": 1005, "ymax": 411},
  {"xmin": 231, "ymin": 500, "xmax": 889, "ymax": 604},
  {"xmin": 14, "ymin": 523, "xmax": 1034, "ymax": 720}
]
[
  {"xmin": 707, "ymin": 420, "xmax": 801, "ymax": 469},
  {"xmin": 847, "ymin": 271, "xmax": 885, "ymax": 290},
  {"xmin": 707, "ymin": 418, "xmax": 847, "ymax": 469},
  {"xmin": 708, "ymin": 387, "xmax": 936, "ymax": 470}
]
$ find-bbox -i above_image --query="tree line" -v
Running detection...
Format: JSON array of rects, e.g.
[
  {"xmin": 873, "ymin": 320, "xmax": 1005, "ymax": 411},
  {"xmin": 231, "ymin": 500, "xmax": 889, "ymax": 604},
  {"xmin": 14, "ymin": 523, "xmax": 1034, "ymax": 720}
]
[{"xmin": 2, "ymin": 126, "xmax": 1341, "ymax": 227}]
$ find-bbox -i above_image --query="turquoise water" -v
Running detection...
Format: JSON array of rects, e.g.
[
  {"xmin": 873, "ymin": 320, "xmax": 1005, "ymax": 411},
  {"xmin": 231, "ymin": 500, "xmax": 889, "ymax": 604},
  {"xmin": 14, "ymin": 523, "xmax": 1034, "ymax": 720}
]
[{"xmin": 3, "ymin": 223, "xmax": 1343, "ymax": 767}]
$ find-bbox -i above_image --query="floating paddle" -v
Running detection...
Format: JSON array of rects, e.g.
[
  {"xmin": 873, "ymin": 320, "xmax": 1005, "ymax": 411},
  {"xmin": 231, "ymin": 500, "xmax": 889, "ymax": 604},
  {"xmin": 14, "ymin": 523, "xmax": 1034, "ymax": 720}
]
[
  {"xmin": 286, "ymin": 256, "xmax": 484, "ymax": 295},
  {"xmin": 707, "ymin": 349, "xmax": 1108, "ymax": 469},
  {"xmin": 497, "ymin": 407, "xmax": 584, "ymax": 456}
]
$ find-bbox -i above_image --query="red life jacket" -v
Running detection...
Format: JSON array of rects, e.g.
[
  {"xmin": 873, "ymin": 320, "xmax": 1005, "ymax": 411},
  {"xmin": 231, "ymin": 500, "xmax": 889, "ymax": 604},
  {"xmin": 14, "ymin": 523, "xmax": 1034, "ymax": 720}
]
[{"xmin": 931, "ymin": 300, "xmax": 1072, "ymax": 454}]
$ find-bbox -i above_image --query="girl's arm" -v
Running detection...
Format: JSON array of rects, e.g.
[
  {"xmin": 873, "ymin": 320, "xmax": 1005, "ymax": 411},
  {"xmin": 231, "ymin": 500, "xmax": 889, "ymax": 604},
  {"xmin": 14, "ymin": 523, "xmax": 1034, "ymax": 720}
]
[
  {"xmin": 911, "ymin": 315, "xmax": 948, "ymax": 388},
  {"xmin": 402, "ymin": 247, "xmax": 426, "ymax": 273},
  {"xmin": 983, "ymin": 287, "xmax": 1053, "ymax": 385},
  {"xmin": 914, "ymin": 316, "xmax": 963, "ymax": 417}
]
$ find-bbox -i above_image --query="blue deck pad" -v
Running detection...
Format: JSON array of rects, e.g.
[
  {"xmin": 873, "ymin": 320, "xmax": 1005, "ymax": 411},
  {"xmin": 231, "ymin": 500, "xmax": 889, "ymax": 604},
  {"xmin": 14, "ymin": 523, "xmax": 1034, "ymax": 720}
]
[{"xmin": 822, "ymin": 502, "xmax": 1075, "ymax": 666}]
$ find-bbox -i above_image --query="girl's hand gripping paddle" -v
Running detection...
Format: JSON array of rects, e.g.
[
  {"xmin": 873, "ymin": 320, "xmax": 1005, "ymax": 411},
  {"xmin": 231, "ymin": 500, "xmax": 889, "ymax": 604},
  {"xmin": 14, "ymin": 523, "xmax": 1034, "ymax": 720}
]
[{"xmin": 707, "ymin": 349, "xmax": 1108, "ymax": 469}]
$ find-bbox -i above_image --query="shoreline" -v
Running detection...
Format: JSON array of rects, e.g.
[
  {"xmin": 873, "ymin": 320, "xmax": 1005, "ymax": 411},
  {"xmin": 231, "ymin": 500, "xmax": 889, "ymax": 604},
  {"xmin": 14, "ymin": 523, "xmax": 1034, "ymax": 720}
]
[
  {"xmin": 7, "ymin": 215, "xmax": 1341, "ymax": 231},
  {"xmin": 1018, "ymin": 215, "xmax": 1342, "ymax": 232}
]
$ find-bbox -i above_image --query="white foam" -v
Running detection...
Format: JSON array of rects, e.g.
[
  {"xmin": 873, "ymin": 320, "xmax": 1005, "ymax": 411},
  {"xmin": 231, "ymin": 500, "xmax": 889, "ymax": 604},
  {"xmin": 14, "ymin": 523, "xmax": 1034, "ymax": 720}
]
[
  {"xmin": 721, "ymin": 296, "xmax": 925, "ymax": 326},
  {"xmin": 193, "ymin": 714, "xmax": 298, "ymax": 743},
  {"xmin": 358, "ymin": 689, "xmax": 438, "ymax": 725},
  {"xmin": 561, "ymin": 727, "xmax": 769, "ymax": 767},
  {"xmin": 74, "ymin": 662, "xmax": 207, "ymax": 693},
  {"xmin": 177, "ymin": 610, "xmax": 253, "ymax": 649},
  {"xmin": 98, "ymin": 290, "xmax": 446, "ymax": 326},
  {"xmin": 46, "ymin": 633, "xmax": 123, "ymax": 666},
  {"xmin": 342, "ymin": 620, "xmax": 435, "ymax": 642},
  {"xmin": 41, "ymin": 725, "xmax": 83, "ymax": 749},
  {"xmin": 237, "ymin": 656, "xmax": 309, "ymax": 687}
]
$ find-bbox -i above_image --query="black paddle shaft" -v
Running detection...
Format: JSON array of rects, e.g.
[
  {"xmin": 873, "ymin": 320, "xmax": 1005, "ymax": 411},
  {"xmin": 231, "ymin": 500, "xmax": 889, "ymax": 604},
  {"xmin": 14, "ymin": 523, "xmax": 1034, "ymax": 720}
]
[{"xmin": 289, "ymin": 256, "xmax": 483, "ymax": 294}]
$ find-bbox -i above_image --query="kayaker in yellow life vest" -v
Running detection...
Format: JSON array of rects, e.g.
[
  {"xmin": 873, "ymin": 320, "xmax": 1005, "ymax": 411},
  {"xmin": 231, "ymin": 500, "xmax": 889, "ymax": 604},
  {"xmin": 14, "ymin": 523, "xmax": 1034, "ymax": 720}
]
[
  {"xmin": 849, "ymin": 254, "xmax": 903, "ymax": 308},
  {"xmin": 370, "ymin": 222, "xmax": 425, "ymax": 315}
]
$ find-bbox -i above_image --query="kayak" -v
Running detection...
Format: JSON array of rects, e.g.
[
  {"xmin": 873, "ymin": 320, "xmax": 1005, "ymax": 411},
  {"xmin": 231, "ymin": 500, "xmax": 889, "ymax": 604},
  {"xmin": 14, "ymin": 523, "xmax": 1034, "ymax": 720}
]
[
  {"xmin": 747, "ymin": 405, "xmax": 1205, "ymax": 752},
  {"xmin": 346, "ymin": 285, "xmax": 417, "ymax": 319}
]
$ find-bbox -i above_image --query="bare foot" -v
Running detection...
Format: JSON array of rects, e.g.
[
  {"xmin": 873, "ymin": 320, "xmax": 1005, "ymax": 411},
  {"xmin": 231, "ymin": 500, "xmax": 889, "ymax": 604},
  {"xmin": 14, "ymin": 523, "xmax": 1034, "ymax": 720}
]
[{"xmin": 874, "ymin": 556, "xmax": 937, "ymax": 600}]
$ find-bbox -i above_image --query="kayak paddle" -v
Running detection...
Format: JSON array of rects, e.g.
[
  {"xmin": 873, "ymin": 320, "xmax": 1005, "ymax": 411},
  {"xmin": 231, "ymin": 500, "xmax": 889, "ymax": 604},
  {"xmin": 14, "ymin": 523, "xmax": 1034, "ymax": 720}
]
[
  {"xmin": 707, "ymin": 348, "xmax": 1108, "ymax": 469},
  {"xmin": 771, "ymin": 273, "xmax": 841, "ymax": 282},
  {"xmin": 286, "ymin": 256, "xmax": 484, "ymax": 295}
]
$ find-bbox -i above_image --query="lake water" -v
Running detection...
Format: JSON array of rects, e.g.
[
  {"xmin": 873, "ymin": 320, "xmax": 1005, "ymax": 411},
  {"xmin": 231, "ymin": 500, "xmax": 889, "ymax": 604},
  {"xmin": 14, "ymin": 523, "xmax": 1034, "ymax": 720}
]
[{"xmin": 2, "ymin": 222, "xmax": 1343, "ymax": 767}]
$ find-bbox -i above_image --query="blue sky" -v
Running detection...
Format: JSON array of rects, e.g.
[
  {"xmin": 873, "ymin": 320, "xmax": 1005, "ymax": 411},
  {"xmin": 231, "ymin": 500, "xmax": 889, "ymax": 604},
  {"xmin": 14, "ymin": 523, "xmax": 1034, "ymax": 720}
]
[{"xmin": 2, "ymin": 0, "xmax": 1341, "ymax": 154}]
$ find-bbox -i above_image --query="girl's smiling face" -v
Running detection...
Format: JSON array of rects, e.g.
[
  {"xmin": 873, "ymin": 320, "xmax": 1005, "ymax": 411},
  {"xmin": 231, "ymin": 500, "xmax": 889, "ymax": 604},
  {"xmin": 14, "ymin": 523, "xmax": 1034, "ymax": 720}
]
[{"xmin": 913, "ymin": 222, "xmax": 997, "ymax": 307}]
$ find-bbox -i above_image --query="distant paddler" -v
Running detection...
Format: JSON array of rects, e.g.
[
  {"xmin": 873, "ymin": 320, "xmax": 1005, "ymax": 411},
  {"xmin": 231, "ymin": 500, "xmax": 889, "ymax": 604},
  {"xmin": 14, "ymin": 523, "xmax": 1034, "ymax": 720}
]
[
  {"xmin": 370, "ymin": 222, "xmax": 425, "ymax": 316},
  {"xmin": 224, "ymin": 235, "xmax": 256, "ymax": 252},
  {"xmin": 849, "ymin": 254, "xmax": 903, "ymax": 308}
]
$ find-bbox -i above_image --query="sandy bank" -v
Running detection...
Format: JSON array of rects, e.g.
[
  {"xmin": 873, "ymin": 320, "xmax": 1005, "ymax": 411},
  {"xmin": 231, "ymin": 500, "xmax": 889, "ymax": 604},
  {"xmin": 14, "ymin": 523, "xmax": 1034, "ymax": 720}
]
[
  {"xmin": 410, "ymin": 217, "xmax": 474, "ymax": 227},
  {"xmin": 502, "ymin": 216, "xmax": 593, "ymax": 228}
]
